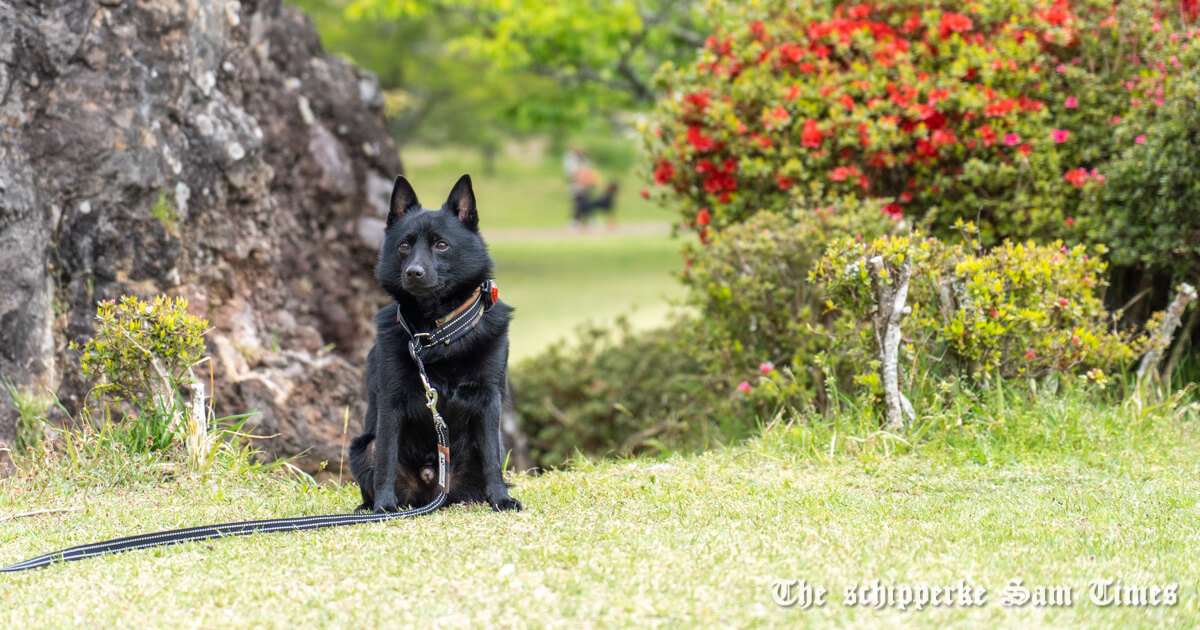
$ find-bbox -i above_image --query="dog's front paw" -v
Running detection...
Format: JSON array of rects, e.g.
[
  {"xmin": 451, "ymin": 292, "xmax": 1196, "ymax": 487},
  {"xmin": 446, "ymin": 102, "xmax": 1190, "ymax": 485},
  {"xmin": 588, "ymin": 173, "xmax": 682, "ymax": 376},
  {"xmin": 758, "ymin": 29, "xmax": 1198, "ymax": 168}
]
[
  {"xmin": 490, "ymin": 497, "xmax": 523, "ymax": 512},
  {"xmin": 354, "ymin": 503, "xmax": 373, "ymax": 513},
  {"xmin": 373, "ymin": 489, "xmax": 399, "ymax": 513}
]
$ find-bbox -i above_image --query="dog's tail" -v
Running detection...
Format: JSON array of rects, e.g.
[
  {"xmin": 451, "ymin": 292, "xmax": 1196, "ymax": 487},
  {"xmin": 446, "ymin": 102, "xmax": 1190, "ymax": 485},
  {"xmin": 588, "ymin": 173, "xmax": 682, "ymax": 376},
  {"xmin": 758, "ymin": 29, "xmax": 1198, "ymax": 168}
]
[
  {"xmin": 349, "ymin": 432, "xmax": 375, "ymax": 510},
  {"xmin": 349, "ymin": 390, "xmax": 377, "ymax": 509},
  {"xmin": 349, "ymin": 432, "xmax": 375, "ymax": 469}
]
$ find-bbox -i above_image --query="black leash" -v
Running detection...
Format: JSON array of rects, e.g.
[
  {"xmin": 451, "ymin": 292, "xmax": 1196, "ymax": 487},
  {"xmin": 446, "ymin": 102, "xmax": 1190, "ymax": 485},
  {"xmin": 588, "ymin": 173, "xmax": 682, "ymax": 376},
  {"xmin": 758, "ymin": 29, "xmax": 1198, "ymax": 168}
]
[
  {"xmin": 0, "ymin": 286, "xmax": 501, "ymax": 573},
  {"xmin": 0, "ymin": 498, "xmax": 446, "ymax": 572}
]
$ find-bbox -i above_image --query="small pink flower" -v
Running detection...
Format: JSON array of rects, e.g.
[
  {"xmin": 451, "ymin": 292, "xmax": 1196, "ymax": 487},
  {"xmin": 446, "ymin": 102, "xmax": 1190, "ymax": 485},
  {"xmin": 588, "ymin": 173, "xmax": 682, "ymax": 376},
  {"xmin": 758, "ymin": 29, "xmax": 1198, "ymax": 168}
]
[
  {"xmin": 1109, "ymin": 116, "xmax": 1121, "ymax": 125},
  {"xmin": 1089, "ymin": 169, "xmax": 1105, "ymax": 184},
  {"xmin": 1155, "ymin": 98, "xmax": 1164, "ymax": 106},
  {"xmin": 1059, "ymin": 298, "xmax": 1070, "ymax": 307},
  {"xmin": 1065, "ymin": 216, "xmax": 1076, "ymax": 227},
  {"xmin": 1002, "ymin": 133, "xmax": 1021, "ymax": 146},
  {"xmin": 1056, "ymin": 64, "xmax": 1066, "ymax": 73},
  {"xmin": 1065, "ymin": 96, "xmax": 1078, "ymax": 108},
  {"xmin": 1135, "ymin": 134, "xmax": 1146, "ymax": 144},
  {"xmin": 640, "ymin": 189, "xmax": 650, "ymax": 199},
  {"xmin": 736, "ymin": 381, "xmax": 752, "ymax": 394},
  {"xmin": 1024, "ymin": 349, "xmax": 1036, "ymax": 360},
  {"xmin": 1051, "ymin": 129, "xmax": 1070, "ymax": 143},
  {"xmin": 989, "ymin": 308, "xmax": 998, "ymax": 318},
  {"xmin": 1064, "ymin": 168, "xmax": 1089, "ymax": 187},
  {"xmin": 759, "ymin": 362, "xmax": 774, "ymax": 375}
]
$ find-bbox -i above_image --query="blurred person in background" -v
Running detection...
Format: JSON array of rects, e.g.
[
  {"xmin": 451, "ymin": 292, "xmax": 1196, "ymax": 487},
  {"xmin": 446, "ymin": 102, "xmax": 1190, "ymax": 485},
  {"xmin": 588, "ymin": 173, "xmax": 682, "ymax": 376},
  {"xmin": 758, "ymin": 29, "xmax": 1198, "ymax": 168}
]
[{"xmin": 563, "ymin": 146, "xmax": 618, "ymax": 231}]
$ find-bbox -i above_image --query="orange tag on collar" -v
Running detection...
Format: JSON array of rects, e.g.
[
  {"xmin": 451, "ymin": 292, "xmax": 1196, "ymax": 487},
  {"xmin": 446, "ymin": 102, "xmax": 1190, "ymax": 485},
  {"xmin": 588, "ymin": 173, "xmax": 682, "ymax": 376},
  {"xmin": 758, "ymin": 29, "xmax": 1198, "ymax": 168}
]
[{"xmin": 489, "ymin": 281, "xmax": 500, "ymax": 304}]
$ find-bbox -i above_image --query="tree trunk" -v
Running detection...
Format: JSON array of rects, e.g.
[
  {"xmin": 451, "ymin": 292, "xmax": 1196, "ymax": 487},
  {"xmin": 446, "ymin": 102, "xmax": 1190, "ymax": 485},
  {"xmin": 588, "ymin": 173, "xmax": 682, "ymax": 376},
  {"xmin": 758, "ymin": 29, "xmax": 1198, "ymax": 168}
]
[
  {"xmin": 1138, "ymin": 283, "xmax": 1198, "ymax": 382},
  {"xmin": 867, "ymin": 257, "xmax": 915, "ymax": 431},
  {"xmin": 481, "ymin": 144, "xmax": 498, "ymax": 177},
  {"xmin": 1163, "ymin": 301, "xmax": 1200, "ymax": 380}
]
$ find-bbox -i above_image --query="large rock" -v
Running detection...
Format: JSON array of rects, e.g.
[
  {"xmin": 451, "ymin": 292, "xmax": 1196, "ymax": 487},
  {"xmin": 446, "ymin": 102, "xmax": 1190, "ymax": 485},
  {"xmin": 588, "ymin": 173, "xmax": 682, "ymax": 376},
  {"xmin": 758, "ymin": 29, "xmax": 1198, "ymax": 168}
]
[{"xmin": 0, "ymin": 0, "xmax": 402, "ymax": 475}]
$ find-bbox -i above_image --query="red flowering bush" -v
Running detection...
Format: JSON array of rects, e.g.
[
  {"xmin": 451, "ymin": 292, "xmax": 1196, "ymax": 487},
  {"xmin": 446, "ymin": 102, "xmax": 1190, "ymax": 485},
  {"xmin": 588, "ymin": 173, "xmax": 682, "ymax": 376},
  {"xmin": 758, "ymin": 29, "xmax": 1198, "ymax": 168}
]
[{"xmin": 643, "ymin": 0, "xmax": 1200, "ymax": 254}]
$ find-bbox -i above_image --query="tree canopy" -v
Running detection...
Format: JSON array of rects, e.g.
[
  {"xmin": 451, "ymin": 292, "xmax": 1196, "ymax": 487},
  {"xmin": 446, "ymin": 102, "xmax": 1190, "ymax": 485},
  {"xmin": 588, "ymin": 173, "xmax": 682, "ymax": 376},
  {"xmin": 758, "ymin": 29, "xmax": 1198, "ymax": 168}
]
[{"xmin": 294, "ymin": 0, "xmax": 707, "ymax": 147}]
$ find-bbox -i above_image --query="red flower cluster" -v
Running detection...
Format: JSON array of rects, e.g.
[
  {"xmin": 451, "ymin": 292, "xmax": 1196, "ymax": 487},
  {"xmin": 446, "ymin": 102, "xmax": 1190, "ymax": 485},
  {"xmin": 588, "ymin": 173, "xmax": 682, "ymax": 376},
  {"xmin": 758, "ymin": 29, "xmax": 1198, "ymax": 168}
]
[
  {"xmin": 937, "ymin": 12, "xmax": 974, "ymax": 39},
  {"xmin": 684, "ymin": 90, "xmax": 711, "ymax": 112},
  {"xmin": 698, "ymin": 157, "xmax": 738, "ymax": 202},
  {"xmin": 646, "ymin": 0, "xmax": 1196, "ymax": 239},
  {"xmin": 801, "ymin": 119, "xmax": 823, "ymax": 148},
  {"xmin": 687, "ymin": 125, "xmax": 716, "ymax": 152},
  {"xmin": 1063, "ymin": 168, "xmax": 1105, "ymax": 187},
  {"xmin": 653, "ymin": 159, "xmax": 675, "ymax": 185}
]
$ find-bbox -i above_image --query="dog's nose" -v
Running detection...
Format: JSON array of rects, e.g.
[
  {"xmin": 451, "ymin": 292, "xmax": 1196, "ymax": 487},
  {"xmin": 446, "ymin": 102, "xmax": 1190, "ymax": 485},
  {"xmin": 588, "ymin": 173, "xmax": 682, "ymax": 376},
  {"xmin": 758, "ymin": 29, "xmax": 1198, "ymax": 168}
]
[{"xmin": 405, "ymin": 265, "xmax": 425, "ymax": 280}]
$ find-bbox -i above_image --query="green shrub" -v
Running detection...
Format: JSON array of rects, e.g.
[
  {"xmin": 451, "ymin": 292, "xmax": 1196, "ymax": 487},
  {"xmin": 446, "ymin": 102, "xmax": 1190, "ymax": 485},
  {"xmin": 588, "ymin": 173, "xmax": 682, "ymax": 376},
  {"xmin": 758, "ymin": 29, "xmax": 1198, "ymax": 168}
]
[
  {"xmin": 642, "ymin": 0, "xmax": 1200, "ymax": 261},
  {"xmin": 814, "ymin": 225, "xmax": 1145, "ymax": 385},
  {"xmin": 4, "ymin": 381, "xmax": 52, "ymax": 455},
  {"xmin": 72, "ymin": 295, "xmax": 209, "ymax": 451},
  {"xmin": 150, "ymin": 191, "xmax": 179, "ymax": 234},
  {"xmin": 511, "ymin": 318, "xmax": 762, "ymax": 468},
  {"xmin": 513, "ymin": 201, "xmax": 893, "ymax": 468},
  {"xmin": 1087, "ymin": 64, "xmax": 1200, "ymax": 281},
  {"xmin": 684, "ymin": 198, "xmax": 892, "ymax": 381}
]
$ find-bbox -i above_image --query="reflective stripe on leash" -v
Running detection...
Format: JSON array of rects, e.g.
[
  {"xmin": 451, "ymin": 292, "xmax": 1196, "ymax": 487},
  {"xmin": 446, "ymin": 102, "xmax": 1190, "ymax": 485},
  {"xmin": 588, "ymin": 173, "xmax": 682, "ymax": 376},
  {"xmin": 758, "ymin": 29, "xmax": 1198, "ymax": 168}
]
[{"xmin": 1, "ymin": 493, "xmax": 446, "ymax": 572}]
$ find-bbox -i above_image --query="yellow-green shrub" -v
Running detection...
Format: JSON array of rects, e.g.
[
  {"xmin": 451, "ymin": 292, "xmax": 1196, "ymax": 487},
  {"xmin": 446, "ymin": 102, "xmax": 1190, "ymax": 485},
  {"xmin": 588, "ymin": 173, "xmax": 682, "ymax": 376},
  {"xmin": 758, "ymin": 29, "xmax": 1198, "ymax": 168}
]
[
  {"xmin": 815, "ymin": 224, "xmax": 1144, "ymax": 384},
  {"xmin": 72, "ymin": 295, "xmax": 208, "ymax": 450}
]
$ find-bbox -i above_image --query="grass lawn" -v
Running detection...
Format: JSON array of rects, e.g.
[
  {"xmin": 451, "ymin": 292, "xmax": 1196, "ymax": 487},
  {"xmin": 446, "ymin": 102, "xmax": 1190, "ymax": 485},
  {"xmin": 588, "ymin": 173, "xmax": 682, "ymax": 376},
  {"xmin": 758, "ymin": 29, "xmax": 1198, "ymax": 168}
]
[
  {"xmin": 1, "ymin": 398, "xmax": 1197, "ymax": 627},
  {"xmin": 403, "ymin": 144, "xmax": 686, "ymax": 361},
  {"xmin": 8, "ymin": 145, "xmax": 1193, "ymax": 628}
]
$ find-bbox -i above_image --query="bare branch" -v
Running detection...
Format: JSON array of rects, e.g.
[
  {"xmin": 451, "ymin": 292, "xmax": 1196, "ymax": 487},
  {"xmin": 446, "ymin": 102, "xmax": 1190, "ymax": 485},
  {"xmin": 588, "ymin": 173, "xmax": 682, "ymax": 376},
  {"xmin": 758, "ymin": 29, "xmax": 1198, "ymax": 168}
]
[
  {"xmin": 1138, "ymin": 283, "xmax": 1198, "ymax": 381},
  {"xmin": 0, "ymin": 506, "xmax": 83, "ymax": 523}
]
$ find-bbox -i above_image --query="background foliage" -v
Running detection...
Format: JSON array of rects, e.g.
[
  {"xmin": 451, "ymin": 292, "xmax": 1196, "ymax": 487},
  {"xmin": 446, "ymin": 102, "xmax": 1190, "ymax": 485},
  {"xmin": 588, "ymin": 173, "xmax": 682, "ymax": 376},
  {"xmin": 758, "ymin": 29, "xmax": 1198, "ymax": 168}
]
[
  {"xmin": 297, "ymin": 0, "xmax": 708, "ymax": 156},
  {"xmin": 514, "ymin": 0, "xmax": 1200, "ymax": 467}
]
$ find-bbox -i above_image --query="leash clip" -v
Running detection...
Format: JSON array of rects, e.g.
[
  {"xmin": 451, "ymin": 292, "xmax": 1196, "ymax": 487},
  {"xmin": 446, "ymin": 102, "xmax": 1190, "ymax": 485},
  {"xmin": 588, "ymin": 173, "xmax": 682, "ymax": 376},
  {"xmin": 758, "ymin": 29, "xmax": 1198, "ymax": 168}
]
[{"xmin": 425, "ymin": 390, "xmax": 446, "ymax": 429}]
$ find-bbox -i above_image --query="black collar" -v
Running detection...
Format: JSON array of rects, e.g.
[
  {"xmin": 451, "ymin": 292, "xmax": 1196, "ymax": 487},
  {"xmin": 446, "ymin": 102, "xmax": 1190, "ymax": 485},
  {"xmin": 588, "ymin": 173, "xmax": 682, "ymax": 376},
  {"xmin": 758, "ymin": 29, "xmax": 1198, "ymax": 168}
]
[{"xmin": 395, "ymin": 280, "xmax": 497, "ymax": 357}]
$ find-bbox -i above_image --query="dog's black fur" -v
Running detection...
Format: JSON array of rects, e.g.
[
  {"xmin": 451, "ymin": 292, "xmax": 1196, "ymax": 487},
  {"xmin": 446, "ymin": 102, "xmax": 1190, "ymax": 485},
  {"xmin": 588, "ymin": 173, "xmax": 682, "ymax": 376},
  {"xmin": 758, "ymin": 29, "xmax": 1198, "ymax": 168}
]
[{"xmin": 349, "ymin": 174, "xmax": 521, "ymax": 512}]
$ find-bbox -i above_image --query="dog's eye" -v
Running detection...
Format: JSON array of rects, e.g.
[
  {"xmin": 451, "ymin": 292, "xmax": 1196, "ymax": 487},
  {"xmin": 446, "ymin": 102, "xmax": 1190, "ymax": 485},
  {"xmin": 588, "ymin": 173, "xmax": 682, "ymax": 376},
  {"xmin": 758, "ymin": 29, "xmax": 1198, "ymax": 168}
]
[
  {"xmin": 398, "ymin": 241, "xmax": 410, "ymax": 253},
  {"xmin": 435, "ymin": 240, "xmax": 450, "ymax": 252}
]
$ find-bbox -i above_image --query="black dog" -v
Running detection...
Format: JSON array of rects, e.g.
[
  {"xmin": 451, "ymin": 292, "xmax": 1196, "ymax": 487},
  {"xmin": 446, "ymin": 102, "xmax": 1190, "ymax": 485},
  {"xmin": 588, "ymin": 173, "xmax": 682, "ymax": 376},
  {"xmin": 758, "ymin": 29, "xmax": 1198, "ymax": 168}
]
[{"xmin": 349, "ymin": 174, "xmax": 521, "ymax": 512}]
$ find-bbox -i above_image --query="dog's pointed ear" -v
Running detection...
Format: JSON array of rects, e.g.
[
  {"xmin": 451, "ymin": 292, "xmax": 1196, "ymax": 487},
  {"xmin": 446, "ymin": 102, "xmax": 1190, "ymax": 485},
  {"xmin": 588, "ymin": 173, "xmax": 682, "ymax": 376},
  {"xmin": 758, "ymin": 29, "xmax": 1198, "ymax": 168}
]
[
  {"xmin": 445, "ymin": 174, "xmax": 478, "ymax": 232},
  {"xmin": 387, "ymin": 175, "xmax": 420, "ymax": 228}
]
